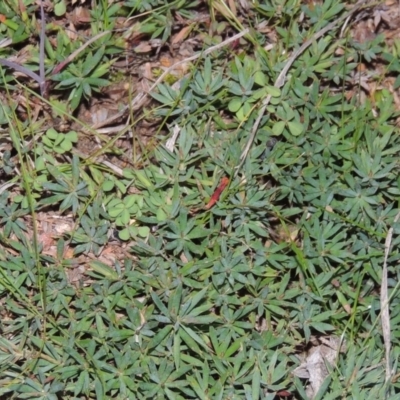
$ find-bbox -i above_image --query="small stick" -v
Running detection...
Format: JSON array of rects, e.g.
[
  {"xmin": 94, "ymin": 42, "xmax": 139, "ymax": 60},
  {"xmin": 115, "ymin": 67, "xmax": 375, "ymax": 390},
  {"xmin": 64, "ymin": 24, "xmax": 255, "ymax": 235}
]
[
  {"xmin": 0, "ymin": 58, "xmax": 42, "ymax": 84},
  {"xmin": 381, "ymin": 211, "xmax": 400, "ymax": 386},
  {"xmin": 39, "ymin": 0, "xmax": 46, "ymax": 95}
]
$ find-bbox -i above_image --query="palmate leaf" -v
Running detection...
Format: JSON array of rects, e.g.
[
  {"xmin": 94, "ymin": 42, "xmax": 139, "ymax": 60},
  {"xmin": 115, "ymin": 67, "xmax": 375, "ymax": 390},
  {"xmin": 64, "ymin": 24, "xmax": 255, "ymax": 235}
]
[{"xmin": 41, "ymin": 178, "xmax": 89, "ymax": 213}]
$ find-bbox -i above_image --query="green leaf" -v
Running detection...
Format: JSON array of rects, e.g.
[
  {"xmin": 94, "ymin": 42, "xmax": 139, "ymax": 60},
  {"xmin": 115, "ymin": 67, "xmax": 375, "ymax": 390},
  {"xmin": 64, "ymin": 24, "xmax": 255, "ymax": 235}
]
[
  {"xmin": 151, "ymin": 291, "xmax": 170, "ymax": 318},
  {"xmin": 265, "ymin": 86, "xmax": 281, "ymax": 97},
  {"xmin": 135, "ymin": 170, "xmax": 153, "ymax": 188},
  {"xmin": 60, "ymin": 138, "xmax": 73, "ymax": 151},
  {"xmin": 46, "ymin": 127, "xmax": 59, "ymax": 140},
  {"xmin": 119, "ymin": 228, "xmax": 130, "ymax": 240},
  {"xmin": 254, "ymin": 70, "xmax": 267, "ymax": 86},
  {"xmin": 228, "ymin": 98, "xmax": 242, "ymax": 112},
  {"xmin": 54, "ymin": 0, "xmax": 67, "ymax": 16},
  {"xmin": 66, "ymin": 131, "xmax": 78, "ymax": 142},
  {"xmin": 102, "ymin": 180, "xmax": 114, "ymax": 191},
  {"xmin": 252, "ymin": 367, "xmax": 261, "ymax": 400},
  {"xmin": 89, "ymin": 261, "xmax": 119, "ymax": 280},
  {"xmin": 272, "ymin": 121, "xmax": 285, "ymax": 136},
  {"xmin": 147, "ymin": 325, "xmax": 173, "ymax": 350},
  {"xmin": 288, "ymin": 121, "xmax": 304, "ymax": 136},
  {"xmin": 138, "ymin": 226, "xmax": 150, "ymax": 237}
]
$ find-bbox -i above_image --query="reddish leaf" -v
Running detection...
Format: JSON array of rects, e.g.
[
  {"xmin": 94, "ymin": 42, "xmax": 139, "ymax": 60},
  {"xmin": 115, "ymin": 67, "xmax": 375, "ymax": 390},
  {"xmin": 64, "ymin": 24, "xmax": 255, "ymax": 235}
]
[
  {"xmin": 205, "ymin": 176, "xmax": 229, "ymax": 210},
  {"xmin": 52, "ymin": 60, "xmax": 68, "ymax": 75}
]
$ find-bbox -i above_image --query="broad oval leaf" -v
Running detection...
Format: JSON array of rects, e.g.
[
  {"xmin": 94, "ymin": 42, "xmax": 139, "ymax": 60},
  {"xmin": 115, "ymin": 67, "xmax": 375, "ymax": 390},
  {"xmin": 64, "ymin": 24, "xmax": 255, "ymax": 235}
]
[
  {"xmin": 288, "ymin": 120, "xmax": 304, "ymax": 136},
  {"xmin": 272, "ymin": 121, "xmax": 285, "ymax": 136},
  {"xmin": 228, "ymin": 98, "xmax": 242, "ymax": 112}
]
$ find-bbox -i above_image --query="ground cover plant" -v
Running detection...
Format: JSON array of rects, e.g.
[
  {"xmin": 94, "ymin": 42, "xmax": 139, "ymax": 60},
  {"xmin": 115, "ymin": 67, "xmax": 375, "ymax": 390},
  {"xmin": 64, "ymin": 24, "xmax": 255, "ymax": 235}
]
[{"xmin": 0, "ymin": 0, "xmax": 400, "ymax": 398}]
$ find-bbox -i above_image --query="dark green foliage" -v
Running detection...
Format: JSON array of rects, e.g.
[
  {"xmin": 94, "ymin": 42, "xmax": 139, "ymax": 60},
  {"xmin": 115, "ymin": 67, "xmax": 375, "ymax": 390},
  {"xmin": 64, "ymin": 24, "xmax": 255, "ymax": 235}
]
[{"xmin": 0, "ymin": 0, "xmax": 399, "ymax": 398}]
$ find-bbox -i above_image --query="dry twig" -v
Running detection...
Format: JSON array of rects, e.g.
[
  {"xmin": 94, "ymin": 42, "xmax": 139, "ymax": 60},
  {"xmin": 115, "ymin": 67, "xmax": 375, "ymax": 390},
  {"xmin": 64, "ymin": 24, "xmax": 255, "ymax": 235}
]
[{"xmin": 381, "ymin": 211, "xmax": 400, "ymax": 387}]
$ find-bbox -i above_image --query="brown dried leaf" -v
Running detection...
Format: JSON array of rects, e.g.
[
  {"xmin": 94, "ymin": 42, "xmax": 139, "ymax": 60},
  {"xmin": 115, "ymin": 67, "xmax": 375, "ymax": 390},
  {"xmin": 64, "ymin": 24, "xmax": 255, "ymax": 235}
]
[
  {"xmin": 140, "ymin": 62, "xmax": 152, "ymax": 83},
  {"xmin": 133, "ymin": 42, "xmax": 153, "ymax": 53},
  {"xmin": 180, "ymin": 252, "xmax": 188, "ymax": 263},
  {"xmin": 66, "ymin": 263, "xmax": 85, "ymax": 285},
  {"xmin": 352, "ymin": 20, "xmax": 376, "ymax": 43},
  {"xmin": 239, "ymin": 0, "xmax": 251, "ymax": 11},
  {"xmin": 293, "ymin": 336, "xmax": 346, "ymax": 399},
  {"xmin": 66, "ymin": 23, "xmax": 78, "ymax": 41},
  {"xmin": 343, "ymin": 304, "xmax": 352, "ymax": 314},
  {"xmin": 228, "ymin": 0, "xmax": 237, "ymax": 16},
  {"xmin": 172, "ymin": 26, "xmax": 193, "ymax": 45},
  {"xmin": 212, "ymin": 1, "xmax": 233, "ymax": 20},
  {"xmin": 73, "ymin": 6, "xmax": 91, "ymax": 24}
]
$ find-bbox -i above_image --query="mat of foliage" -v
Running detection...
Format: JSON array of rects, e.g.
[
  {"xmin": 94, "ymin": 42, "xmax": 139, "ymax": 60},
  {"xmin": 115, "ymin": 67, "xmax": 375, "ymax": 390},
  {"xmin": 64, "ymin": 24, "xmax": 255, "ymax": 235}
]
[{"xmin": 0, "ymin": 0, "xmax": 400, "ymax": 399}]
